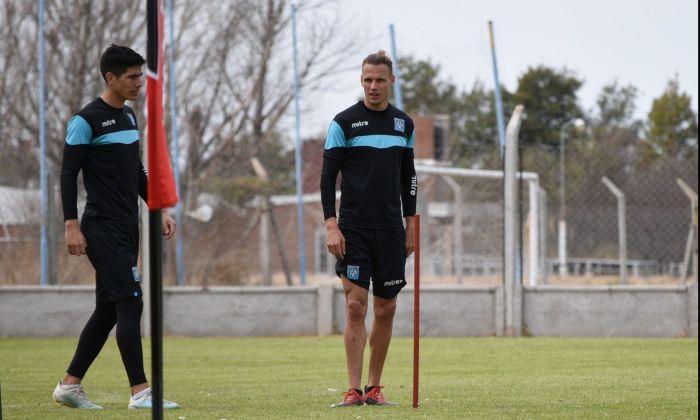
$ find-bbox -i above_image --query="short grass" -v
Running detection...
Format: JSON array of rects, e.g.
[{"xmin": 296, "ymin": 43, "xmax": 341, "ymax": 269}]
[{"xmin": 0, "ymin": 337, "xmax": 696, "ymax": 419}]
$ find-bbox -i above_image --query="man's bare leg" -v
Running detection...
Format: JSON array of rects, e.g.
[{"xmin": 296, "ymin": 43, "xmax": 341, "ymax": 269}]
[
  {"xmin": 61, "ymin": 374, "xmax": 81, "ymax": 385},
  {"xmin": 342, "ymin": 275, "xmax": 368, "ymax": 390},
  {"xmin": 367, "ymin": 295, "xmax": 397, "ymax": 387}
]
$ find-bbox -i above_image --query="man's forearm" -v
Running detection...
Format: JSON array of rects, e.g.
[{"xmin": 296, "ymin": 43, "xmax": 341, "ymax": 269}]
[
  {"xmin": 325, "ymin": 217, "xmax": 339, "ymax": 230},
  {"xmin": 64, "ymin": 219, "xmax": 80, "ymax": 229}
]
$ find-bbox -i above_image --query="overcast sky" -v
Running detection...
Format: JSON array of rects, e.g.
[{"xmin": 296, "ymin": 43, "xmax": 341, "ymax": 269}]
[{"xmin": 296, "ymin": 0, "xmax": 698, "ymax": 138}]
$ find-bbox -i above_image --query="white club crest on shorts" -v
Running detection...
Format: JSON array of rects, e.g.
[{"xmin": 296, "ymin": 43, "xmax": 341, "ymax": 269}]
[
  {"xmin": 132, "ymin": 267, "xmax": 142, "ymax": 282},
  {"xmin": 347, "ymin": 265, "xmax": 360, "ymax": 280},
  {"xmin": 394, "ymin": 118, "xmax": 405, "ymax": 133}
]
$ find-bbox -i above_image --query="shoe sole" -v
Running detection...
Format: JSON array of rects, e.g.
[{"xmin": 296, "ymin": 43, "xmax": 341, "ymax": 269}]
[
  {"xmin": 365, "ymin": 399, "xmax": 398, "ymax": 406},
  {"xmin": 330, "ymin": 402, "xmax": 364, "ymax": 408},
  {"xmin": 53, "ymin": 399, "xmax": 102, "ymax": 409},
  {"xmin": 129, "ymin": 404, "xmax": 180, "ymax": 409},
  {"xmin": 54, "ymin": 398, "xmax": 77, "ymax": 409}
]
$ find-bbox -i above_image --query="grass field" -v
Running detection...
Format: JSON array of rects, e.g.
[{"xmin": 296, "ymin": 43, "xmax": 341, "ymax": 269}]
[{"xmin": 0, "ymin": 336, "xmax": 697, "ymax": 419}]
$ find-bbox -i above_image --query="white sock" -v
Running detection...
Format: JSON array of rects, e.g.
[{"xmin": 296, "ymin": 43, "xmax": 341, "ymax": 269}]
[
  {"xmin": 133, "ymin": 387, "xmax": 151, "ymax": 399},
  {"xmin": 60, "ymin": 382, "xmax": 80, "ymax": 390}
]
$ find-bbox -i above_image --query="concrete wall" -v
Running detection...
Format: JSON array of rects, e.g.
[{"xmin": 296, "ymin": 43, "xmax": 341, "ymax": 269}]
[
  {"xmin": 332, "ymin": 286, "xmax": 499, "ymax": 336},
  {"xmin": 164, "ymin": 286, "xmax": 318, "ymax": 336},
  {"xmin": 1, "ymin": 284, "xmax": 697, "ymax": 337},
  {"xmin": 0, "ymin": 286, "xmax": 95, "ymax": 336},
  {"xmin": 686, "ymin": 281, "xmax": 698, "ymax": 337},
  {"xmin": 523, "ymin": 285, "xmax": 697, "ymax": 337}
]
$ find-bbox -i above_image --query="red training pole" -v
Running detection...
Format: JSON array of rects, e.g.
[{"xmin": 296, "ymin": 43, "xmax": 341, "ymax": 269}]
[{"xmin": 413, "ymin": 214, "xmax": 420, "ymax": 408}]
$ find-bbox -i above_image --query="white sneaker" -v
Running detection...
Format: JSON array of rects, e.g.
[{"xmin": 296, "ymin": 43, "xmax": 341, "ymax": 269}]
[
  {"xmin": 52, "ymin": 381, "xmax": 103, "ymax": 409},
  {"xmin": 128, "ymin": 388, "xmax": 179, "ymax": 409}
]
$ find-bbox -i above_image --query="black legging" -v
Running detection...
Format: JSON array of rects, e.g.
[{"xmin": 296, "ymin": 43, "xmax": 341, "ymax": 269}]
[{"xmin": 66, "ymin": 297, "xmax": 147, "ymax": 386}]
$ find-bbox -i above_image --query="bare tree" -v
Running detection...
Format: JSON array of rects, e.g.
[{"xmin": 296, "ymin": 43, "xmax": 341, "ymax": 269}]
[
  {"xmin": 1, "ymin": 0, "xmax": 359, "ymax": 285},
  {"xmin": 1, "ymin": 0, "xmax": 357, "ymax": 191},
  {"xmin": 168, "ymin": 0, "xmax": 357, "ymax": 209},
  {"xmin": 1, "ymin": 1, "xmax": 144, "ymax": 180}
]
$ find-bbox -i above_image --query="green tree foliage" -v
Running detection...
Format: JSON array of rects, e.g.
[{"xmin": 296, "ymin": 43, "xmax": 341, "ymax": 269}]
[
  {"xmin": 399, "ymin": 56, "xmax": 459, "ymax": 115},
  {"xmin": 513, "ymin": 66, "xmax": 584, "ymax": 147},
  {"xmin": 397, "ymin": 56, "xmax": 508, "ymax": 167},
  {"xmin": 398, "ymin": 59, "xmax": 586, "ymax": 166},
  {"xmin": 455, "ymin": 82, "xmax": 512, "ymax": 167},
  {"xmin": 596, "ymin": 81, "xmax": 639, "ymax": 129},
  {"xmin": 590, "ymin": 81, "xmax": 644, "ymax": 158},
  {"xmin": 646, "ymin": 78, "xmax": 698, "ymax": 159}
]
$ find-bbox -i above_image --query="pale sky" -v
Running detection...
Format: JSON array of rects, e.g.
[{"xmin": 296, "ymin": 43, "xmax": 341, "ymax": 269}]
[{"xmin": 298, "ymin": 0, "xmax": 698, "ymax": 138}]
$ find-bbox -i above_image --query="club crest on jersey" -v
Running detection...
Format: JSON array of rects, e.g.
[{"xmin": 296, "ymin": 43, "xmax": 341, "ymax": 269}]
[
  {"xmin": 394, "ymin": 118, "xmax": 405, "ymax": 133},
  {"xmin": 126, "ymin": 112, "xmax": 136, "ymax": 127},
  {"xmin": 347, "ymin": 265, "xmax": 360, "ymax": 280}
]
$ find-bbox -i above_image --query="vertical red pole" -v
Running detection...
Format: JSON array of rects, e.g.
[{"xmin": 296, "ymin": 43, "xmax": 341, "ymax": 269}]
[{"xmin": 413, "ymin": 214, "xmax": 420, "ymax": 408}]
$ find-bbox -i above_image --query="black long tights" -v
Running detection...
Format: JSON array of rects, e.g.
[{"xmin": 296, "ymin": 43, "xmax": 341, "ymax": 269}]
[{"xmin": 66, "ymin": 298, "xmax": 147, "ymax": 386}]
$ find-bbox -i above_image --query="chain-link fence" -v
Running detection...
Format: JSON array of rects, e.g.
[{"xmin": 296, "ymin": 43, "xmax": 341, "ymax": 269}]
[
  {"xmin": 523, "ymin": 137, "xmax": 698, "ymax": 285},
  {"xmin": 1, "ymin": 138, "xmax": 697, "ymax": 287}
]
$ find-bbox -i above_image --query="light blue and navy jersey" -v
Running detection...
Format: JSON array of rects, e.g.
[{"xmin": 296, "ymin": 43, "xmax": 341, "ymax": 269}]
[
  {"xmin": 60, "ymin": 97, "xmax": 147, "ymax": 224},
  {"xmin": 320, "ymin": 101, "xmax": 417, "ymax": 228}
]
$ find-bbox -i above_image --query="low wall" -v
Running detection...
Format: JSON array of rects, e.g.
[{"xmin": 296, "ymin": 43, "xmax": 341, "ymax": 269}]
[
  {"xmin": 522, "ymin": 284, "xmax": 697, "ymax": 337},
  {"xmin": 0, "ymin": 283, "xmax": 697, "ymax": 337},
  {"xmin": 164, "ymin": 286, "xmax": 320, "ymax": 336},
  {"xmin": 332, "ymin": 286, "xmax": 499, "ymax": 336},
  {"xmin": 0, "ymin": 286, "xmax": 95, "ymax": 336}
]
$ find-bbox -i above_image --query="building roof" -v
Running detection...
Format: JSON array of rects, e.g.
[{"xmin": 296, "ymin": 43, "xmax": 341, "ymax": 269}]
[{"xmin": 0, "ymin": 186, "xmax": 40, "ymax": 225}]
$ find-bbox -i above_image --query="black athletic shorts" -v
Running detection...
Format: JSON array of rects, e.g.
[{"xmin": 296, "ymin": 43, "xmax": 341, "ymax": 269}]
[
  {"xmin": 81, "ymin": 217, "xmax": 142, "ymax": 303},
  {"xmin": 335, "ymin": 225, "xmax": 407, "ymax": 299}
]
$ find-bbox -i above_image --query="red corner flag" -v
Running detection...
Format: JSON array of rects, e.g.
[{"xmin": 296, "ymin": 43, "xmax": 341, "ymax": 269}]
[{"xmin": 146, "ymin": 0, "xmax": 178, "ymax": 209}]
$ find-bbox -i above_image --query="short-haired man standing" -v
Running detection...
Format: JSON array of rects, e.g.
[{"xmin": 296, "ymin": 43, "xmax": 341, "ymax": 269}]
[
  {"xmin": 52, "ymin": 44, "xmax": 178, "ymax": 410},
  {"xmin": 321, "ymin": 50, "xmax": 417, "ymax": 407}
]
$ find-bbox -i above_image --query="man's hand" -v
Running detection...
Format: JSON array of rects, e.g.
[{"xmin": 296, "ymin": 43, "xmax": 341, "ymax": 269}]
[
  {"xmin": 405, "ymin": 216, "xmax": 415, "ymax": 257},
  {"xmin": 65, "ymin": 219, "xmax": 87, "ymax": 256},
  {"xmin": 325, "ymin": 218, "xmax": 345, "ymax": 260},
  {"xmin": 161, "ymin": 209, "xmax": 176, "ymax": 240}
]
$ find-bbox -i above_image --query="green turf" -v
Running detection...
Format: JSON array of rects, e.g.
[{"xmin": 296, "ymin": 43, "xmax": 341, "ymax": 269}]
[{"xmin": 0, "ymin": 336, "xmax": 696, "ymax": 419}]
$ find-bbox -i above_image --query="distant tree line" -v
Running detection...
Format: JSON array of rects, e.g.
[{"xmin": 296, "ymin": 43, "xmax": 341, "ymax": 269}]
[
  {"xmin": 398, "ymin": 56, "xmax": 697, "ymax": 167},
  {"xmin": 396, "ymin": 56, "xmax": 697, "ymax": 213},
  {"xmin": 0, "ymin": 0, "xmax": 355, "ymax": 205}
]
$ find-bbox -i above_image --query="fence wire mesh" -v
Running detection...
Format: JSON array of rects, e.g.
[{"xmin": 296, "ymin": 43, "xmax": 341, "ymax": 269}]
[{"xmin": 0, "ymin": 139, "xmax": 697, "ymax": 287}]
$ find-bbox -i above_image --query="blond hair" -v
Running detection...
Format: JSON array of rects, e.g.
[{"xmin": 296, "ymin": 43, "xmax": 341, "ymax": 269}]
[{"xmin": 362, "ymin": 50, "xmax": 393, "ymax": 74}]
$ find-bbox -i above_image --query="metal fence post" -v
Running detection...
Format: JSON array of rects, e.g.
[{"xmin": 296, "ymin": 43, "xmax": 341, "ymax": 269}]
[
  {"xmin": 527, "ymin": 179, "xmax": 540, "ymax": 286},
  {"xmin": 539, "ymin": 186, "xmax": 548, "ymax": 284},
  {"xmin": 602, "ymin": 176, "xmax": 627, "ymax": 284},
  {"xmin": 677, "ymin": 179, "xmax": 698, "ymax": 284},
  {"xmin": 441, "ymin": 175, "xmax": 463, "ymax": 284},
  {"xmin": 504, "ymin": 105, "xmax": 524, "ymax": 336}
]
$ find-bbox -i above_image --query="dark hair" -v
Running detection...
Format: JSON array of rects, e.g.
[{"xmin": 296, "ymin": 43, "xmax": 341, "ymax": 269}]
[
  {"xmin": 362, "ymin": 50, "xmax": 393, "ymax": 74},
  {"xmin": 99, "ymin": 44, "xmax": 145, "ymax": 82}
]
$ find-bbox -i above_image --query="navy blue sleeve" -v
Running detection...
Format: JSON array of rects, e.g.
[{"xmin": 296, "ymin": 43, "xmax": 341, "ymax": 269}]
[
  {"xmin": 320, "ymin": 120, "xmax": 347, "ymax": 220},
  {"xmin": 60, "ymin": 116, "xmax": 91, "ymax": 220},
  {"xmin": 61, "ymin": 144, "xmax": 87, "ymax": 221},
  {"xmin": 400, "ymin": 129, "xmax": 417, "ymax": 217},
  {"xmin": 321, "ymin": 155, "xmax": 342, "ymax": 220},
  {"xmin": 139, "ymin": 160, "xmax": 148, "ymax": 202}
]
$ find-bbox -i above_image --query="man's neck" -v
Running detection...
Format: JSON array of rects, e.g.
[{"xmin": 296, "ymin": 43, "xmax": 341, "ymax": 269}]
[
  {"xmin": 100, "ymin": 90, "xmax": 125, "ymax": 108},
  {"xmin": 363, "ymin": 100, "xmax": 389, "ymax": 112}
]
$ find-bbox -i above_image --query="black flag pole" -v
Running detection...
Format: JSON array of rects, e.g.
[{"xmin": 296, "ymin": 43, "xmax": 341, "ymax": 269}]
[
  {"xmin": 149, "ymin": 210, "xmax": 163, "ymax": 419},
  {"xmin": 147, "ymin": 0, "xmax": 165, "ymax": 418},
  {"xmin": 147, "ymin": 0, "xmax": 179, "ymax": 416}
]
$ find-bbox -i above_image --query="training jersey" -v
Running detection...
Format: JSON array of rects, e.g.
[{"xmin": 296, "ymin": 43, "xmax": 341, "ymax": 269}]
[
  {"xmin": 320, "ymin": 101, "xmax": 417, "ymax": 229},
  {"xmin": 60, "ymin": 97, "xmax": 147, "ymax": 225}
]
